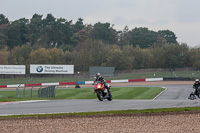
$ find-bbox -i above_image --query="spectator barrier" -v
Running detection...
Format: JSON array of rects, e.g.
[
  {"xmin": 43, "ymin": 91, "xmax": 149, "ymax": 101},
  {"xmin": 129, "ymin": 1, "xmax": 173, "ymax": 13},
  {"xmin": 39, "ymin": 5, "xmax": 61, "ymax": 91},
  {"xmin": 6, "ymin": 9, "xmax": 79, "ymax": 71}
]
[{"xmin": 0, "ymin": 78, "xmax": 165, "ymax": 88}]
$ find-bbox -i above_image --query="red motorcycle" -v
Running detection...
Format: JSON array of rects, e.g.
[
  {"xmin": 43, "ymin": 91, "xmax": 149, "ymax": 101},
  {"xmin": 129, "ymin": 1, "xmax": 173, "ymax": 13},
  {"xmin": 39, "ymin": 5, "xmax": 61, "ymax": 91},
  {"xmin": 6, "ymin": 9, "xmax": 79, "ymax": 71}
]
[{"xmin": 93, "ymin": 81, "xmax": 112, "ymax": 101}]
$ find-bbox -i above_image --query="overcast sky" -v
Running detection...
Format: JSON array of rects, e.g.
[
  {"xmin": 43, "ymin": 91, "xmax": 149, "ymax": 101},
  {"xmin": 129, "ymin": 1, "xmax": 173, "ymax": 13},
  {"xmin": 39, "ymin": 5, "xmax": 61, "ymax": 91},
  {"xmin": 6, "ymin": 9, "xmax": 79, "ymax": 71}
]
[{"xmin": 1, "ymin": 0, "xmax": 200, "ymax": 47}]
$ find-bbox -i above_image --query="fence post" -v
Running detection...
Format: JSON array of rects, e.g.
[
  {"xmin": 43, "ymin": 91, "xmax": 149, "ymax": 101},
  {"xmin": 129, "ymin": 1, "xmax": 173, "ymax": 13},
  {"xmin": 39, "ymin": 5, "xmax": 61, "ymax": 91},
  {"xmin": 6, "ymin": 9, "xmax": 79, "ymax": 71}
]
[
  {"xmin": 16, "ymin": 84, "xmax": 21, "ymax": 98},
  {"xmin": 23, "ymin": 86, "xmax": 26, "ymax": 98},
  {"xmin": 31, "ymin": 86, "xmax": 34, "ymax": 98},
  {"xmin": 38, "ymin": 87, "xmax": 41, "ymax": 98}
]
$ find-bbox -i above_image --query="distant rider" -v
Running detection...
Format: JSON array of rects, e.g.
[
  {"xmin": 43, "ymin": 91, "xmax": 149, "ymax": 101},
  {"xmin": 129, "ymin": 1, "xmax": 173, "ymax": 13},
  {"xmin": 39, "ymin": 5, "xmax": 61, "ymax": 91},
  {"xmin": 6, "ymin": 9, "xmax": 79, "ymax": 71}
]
[
  {"xmin": 193, "ymin": 79, "xmax": 200, "ymax": 97},
  {"xmin": 95, "ymin": 73, "xmax": 109, "ymax": 92}
]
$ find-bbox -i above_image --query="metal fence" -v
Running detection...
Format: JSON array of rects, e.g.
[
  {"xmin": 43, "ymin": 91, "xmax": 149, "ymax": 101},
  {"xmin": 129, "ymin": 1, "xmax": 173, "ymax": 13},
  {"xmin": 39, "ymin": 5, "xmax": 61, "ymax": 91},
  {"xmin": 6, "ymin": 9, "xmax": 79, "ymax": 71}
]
[
  {"xmin": 15, "ymin": 85, "xmax": 56, "ymax": 98},
  {"xmin": 15, "ymin": 85, "xmax": 38, "ymax": 98},
  {"xmin": 38, "ymin": 86, "xmax": 55, "ymax": 98}
]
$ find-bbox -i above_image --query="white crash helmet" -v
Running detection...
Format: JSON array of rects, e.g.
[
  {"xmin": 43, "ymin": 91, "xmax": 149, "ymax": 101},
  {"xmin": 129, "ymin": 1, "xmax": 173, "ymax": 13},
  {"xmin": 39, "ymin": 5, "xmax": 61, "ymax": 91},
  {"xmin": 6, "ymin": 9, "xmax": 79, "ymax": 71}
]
[
  {"xmin": 96, "ymin": 73, "xmax": 101, "ymax": 78},
  {"xmin": 195, "ymin": 79, "xmax": 199, "ymax": 84}
]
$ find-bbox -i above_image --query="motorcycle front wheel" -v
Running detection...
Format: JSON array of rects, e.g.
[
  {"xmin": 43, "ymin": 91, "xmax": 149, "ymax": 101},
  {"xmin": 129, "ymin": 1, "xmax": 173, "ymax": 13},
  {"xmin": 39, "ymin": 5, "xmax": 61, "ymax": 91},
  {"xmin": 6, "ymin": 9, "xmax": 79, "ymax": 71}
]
[
  {"xmin": 96, "ymin": 90, "xmax": 104, "ymax": 101},
  {"xmin": 190, "ymin": 94, "xmax": 195, "ymax": 100}
]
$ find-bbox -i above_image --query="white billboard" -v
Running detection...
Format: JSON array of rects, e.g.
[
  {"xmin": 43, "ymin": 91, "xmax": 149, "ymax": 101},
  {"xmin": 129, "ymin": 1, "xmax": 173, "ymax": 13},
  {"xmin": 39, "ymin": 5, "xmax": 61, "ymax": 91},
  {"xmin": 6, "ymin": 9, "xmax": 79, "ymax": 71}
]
[
  {"xmin": 0, "ymin": 65, "xmax": 26, "ymax": 74},
  {"xmin": 30, "ymin": 64, "xmax": 74, "ymax": 74}
]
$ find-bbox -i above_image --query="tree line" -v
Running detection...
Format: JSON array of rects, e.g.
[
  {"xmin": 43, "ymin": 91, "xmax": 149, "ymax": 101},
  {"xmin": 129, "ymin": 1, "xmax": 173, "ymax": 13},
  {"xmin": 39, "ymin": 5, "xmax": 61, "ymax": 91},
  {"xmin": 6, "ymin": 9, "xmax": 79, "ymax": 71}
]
[{"xmin": 0, "ymin": 13, "xmax": 200, "ymax": 72}]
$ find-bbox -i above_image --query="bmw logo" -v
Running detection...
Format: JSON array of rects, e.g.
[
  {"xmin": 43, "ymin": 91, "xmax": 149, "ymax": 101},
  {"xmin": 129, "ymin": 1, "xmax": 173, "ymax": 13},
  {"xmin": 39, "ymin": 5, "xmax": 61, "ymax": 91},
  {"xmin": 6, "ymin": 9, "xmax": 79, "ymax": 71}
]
[{"xmin": 36, "ymin": 66, "xmax": 43, "ymax": 72}]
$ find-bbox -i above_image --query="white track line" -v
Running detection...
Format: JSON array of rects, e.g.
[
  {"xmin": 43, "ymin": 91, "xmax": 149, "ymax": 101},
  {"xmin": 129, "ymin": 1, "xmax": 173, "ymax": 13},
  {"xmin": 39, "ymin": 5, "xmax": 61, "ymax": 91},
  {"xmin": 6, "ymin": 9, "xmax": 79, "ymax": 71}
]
[
  {"xmin": 0, "ymin": 100, "xmax": 50, "ymax": 106},
  {"xmin": 153, "ymin": 87, "xmax": 168, "ymax": 100}
]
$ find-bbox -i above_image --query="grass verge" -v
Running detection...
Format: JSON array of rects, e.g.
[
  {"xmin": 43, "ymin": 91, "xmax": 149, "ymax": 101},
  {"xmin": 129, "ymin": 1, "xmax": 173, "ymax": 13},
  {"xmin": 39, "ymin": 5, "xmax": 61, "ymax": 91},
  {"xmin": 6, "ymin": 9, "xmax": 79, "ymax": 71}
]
[
  {"xmin": 0, "ymin": 106, "xmax": 200, "ymax": 119},
  {"xmin": 0, "ymin": 87, "xmax": 165, "ymax": 102}
]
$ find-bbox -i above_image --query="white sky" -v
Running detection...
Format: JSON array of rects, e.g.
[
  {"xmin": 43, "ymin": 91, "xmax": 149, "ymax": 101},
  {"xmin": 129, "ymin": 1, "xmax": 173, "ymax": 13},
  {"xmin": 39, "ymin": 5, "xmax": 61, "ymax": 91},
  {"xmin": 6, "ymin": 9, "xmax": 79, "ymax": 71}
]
[{"xmin": 1, "ymin": 0, "xmax": 200, "ymax": 47}]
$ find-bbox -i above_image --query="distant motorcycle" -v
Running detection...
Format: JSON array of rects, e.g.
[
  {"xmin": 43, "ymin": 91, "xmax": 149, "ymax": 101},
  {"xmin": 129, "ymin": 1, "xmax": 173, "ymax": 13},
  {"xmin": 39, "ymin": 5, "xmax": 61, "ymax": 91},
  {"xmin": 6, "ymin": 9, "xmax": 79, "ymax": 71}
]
[
  {"xmin": 93, "ymin": 81, "xmax": 112, "ymax": 101},
  {"xmin": 189, "ymin": 86, "xmax": 200, "ymax": 100}
]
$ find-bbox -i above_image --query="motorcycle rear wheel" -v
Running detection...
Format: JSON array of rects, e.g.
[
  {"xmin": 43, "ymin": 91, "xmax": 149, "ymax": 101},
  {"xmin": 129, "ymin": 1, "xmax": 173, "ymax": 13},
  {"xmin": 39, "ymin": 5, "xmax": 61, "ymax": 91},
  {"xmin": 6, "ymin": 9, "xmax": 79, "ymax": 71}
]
[{"xmin": 107, "ymin": 92, "xmax": 112, "ymax": 101}]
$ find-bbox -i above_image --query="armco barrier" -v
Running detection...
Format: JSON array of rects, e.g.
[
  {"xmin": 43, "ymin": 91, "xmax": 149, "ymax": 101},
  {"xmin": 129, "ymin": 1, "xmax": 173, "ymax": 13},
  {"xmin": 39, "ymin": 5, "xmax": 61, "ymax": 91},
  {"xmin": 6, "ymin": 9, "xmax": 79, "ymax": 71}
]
[
  {"xmin": 146, "ymin": 78, "xmax": 163, "ymax": 82},
  {"xmin": 106, "ymin": 80, "xmax": 111, "ymax": 83},
  {"xmin": 85, "ymin": 81, "xmax": 94, "ymax": 85},
  {"xmin": 42, "ymin": 83, "xmax": 59, "ymax": 86},
  {"xmin": 7, "ymin": 84, "xmax": 25, "ymax": 88},
  {"xmin": 111, "ymin": 79, "xmax": 129, "ymax": 83},
  {"xmin": 0, "ymin": 85, "xmax": 7, "ymax": 88},
  {"xmin": 59, "ymin": 82, "xmax": 76, "ymax": 85},
  {"xmin": 25, "ymin": 83, "xmax": 42, "ymax": 87},
  {"xmin": 128, "ymin": 79, "xmax": 146, "ymax": 82},
  {"xmin": 0, "ymin": 78, "xmax": 164, "ymax": 88},
  {"xmin": 76, "ymin": 81, "xmax": 85, "ymax": 84}
]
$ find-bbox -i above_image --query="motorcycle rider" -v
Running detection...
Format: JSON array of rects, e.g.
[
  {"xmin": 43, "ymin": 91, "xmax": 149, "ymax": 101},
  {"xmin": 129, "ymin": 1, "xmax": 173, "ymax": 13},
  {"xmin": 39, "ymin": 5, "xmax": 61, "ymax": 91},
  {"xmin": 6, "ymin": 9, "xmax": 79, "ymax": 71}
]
[
  {"xmin": 95, "ymin": 73, "xmax": 110, "ymax": 92},
  {"xmin": 193, "ymin": 79, "xmax": 200, "ymax": 97}
]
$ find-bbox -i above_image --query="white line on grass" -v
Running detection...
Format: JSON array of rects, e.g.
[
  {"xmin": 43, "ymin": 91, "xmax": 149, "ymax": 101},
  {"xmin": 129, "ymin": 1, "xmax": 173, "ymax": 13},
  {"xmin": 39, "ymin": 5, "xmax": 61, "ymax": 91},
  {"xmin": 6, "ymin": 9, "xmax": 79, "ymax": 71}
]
[{"xmin": 153, "ymin": 87, "xmax": 168, "ymax": 100}]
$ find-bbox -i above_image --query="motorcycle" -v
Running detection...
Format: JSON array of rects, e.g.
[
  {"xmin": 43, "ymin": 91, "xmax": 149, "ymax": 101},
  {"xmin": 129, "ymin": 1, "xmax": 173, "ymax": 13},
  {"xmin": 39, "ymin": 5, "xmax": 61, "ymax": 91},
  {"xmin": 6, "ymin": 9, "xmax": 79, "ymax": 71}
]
[
  {"xmin": 93, "ymin": 81, "xmax": 112, "ymax": 101},
  {"xmin": 189, "ymin": 86, "xmax": 200, "ymax": 100}
]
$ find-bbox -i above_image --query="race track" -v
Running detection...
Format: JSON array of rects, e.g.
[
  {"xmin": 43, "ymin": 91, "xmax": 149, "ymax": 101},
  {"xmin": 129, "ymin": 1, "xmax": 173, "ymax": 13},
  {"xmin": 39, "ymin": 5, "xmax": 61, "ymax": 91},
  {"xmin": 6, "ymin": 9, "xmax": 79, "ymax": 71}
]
[{"xmin": 1, "ymin": 83, "xmax": 200, "ymax": 116}]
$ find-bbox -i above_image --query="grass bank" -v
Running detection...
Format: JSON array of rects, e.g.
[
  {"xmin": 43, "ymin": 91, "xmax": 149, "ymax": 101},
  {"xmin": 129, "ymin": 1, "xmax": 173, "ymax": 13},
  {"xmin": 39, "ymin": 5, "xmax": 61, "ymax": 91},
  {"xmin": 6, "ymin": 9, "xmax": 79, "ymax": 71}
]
[
  {"xmin": 0, "ymin": 107, "xmax": 200, "ymax": 119},
  {"xmin": 0, "ymin": 87, "xmax": 165, "ymax": 102}
]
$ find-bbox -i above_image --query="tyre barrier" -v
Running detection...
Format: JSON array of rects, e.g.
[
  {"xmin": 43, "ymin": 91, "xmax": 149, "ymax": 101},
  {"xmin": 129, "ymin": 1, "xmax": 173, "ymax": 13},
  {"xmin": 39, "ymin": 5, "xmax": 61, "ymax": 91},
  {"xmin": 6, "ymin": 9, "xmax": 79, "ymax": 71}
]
[{"xmin": 163, "ymin": 77, "xmax": 194, "ymax": 81}]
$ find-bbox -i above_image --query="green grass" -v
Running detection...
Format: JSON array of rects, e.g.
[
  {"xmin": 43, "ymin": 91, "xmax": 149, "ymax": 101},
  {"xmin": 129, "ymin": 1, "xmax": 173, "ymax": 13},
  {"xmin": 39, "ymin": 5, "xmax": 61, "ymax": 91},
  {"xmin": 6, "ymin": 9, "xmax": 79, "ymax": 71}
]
[
  {"xmin": 55, "ymin": 88, "xmax": 96, "ymax": 99},
  {"xmin": 0, "ymin": 87, "xmax": 165, "ymax": 102},
  {"xmin": 0, "ymin": 106, "xmax": 200, "ymax": 119},
  {"xmin": 0, "ymin": 91, "xmax": 16, "ymax": 98},
  {"xmin": 1, "ymin": 87, "xmax": 199, "ymax": 119},
  {"xmin": 0, "ymin": 97, "xmax": 54, "ymax": 102},
  {"xmin": 110, "ymin": 71, "xmax": 200, "ymax": 80},
  {"xmin": 0, "ymin": 71, "xmax": 198, "ymax": 119},
  {"xmin": 0, "ymin": 77, "xmax": 77, "ymax": 85},
  {"xmin": 110, "ymin": 87, "xmax": 163, "ymax": 99},
  {"xmin": 0, "ymin": 89, "xmax": 39, "ymax": 99},
  {"xmin": 56, "ymin": 87, "xmax": 164, "ymax": 99}
]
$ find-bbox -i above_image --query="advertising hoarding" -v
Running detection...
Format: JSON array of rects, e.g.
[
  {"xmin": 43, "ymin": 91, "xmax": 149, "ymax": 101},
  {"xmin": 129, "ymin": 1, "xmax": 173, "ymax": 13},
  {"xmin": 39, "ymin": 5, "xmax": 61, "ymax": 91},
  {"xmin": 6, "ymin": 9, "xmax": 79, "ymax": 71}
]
[
  {"xmin": 30, "ymin": 64, "xmax": 74, "ymax": 74},
  {"xmin": 89, "ymin": 66, "xmax": 115, "ymax": 76},
  {"xmin": 0, "ymin": 65, "xmax": 26, "ymax": 74}
]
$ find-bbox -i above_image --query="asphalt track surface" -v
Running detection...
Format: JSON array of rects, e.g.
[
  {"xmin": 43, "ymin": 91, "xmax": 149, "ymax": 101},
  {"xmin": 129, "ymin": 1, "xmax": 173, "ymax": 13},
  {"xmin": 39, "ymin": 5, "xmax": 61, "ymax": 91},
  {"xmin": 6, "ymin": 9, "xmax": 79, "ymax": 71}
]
[{"xmin": 1, "ymin": 84, "xmax": 200, "ymax": 116}]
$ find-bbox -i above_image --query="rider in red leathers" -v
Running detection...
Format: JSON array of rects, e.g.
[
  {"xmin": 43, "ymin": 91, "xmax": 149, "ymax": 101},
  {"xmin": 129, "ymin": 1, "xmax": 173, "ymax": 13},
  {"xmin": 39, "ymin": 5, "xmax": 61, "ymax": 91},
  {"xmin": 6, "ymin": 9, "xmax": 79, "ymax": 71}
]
[{"xmin": 95, "ymin": 73, "xmax": 109, "ymax": 92}]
